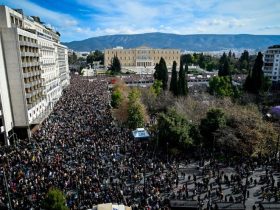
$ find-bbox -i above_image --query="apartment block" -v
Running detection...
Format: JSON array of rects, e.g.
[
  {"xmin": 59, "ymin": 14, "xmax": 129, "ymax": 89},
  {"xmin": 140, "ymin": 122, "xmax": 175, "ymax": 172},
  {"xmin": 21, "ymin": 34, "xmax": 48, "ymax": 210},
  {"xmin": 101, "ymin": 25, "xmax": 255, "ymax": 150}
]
[
  {"xmin": 263, "ymin": 45, "xmax": 280, "ymax": 83},
  {"xmin": 0, "ymin": 5, "xmax": 70, "ymax": 144},
  {"xmin": 104, "ymin": 46, "xmax": 180, "ymax": 74}
]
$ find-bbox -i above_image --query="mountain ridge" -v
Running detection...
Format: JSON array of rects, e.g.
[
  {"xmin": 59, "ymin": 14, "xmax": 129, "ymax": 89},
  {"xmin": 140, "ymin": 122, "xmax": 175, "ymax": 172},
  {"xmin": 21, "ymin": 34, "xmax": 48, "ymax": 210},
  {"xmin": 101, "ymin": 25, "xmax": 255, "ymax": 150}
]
[{"xmin": 62, "ymin": 32, "xmax": 280, "ymax": 52}]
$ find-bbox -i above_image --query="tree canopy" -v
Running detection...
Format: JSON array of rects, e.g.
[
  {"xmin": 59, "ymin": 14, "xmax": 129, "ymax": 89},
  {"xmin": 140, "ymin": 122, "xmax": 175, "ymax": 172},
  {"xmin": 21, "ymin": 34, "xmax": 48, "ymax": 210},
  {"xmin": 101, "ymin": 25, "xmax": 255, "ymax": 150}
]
[
  {"xmin": 218, "ymin": 53, "xmax": 231, "ymax": 77},
  {"xmin": 178, "ymin": 60, "xmax": 187, "ymax": 96},
  {"xmin": 127, "ymin": 89, "xmax": 147, "ymax": 129},
  {"xmin": 111, "ymin": 89, "xmax": 122, "ymax": 108},
  {"xmin": 244, "ymin": 52, "xmax": 270, "ymax": 94},
  {"xmin": 158, "ymin": 109, "xmax": 195, "ymax": 150},
  {"xmin": 68, "ymin": 52, "xmax": 77, "ymax": 65},
  {"xmin": 41, "ymin": 188, "xmax": 68, "ymax": 210},
  {"xmin": 169, "ymin": 61, "xmax": 178, "ymax": 95},
  {"xmin": 109, "ymin": 55, "xmax": 121, "ymax": 74},
  {"xmin": 154, "ymin": 57, "xmax": 168, "ymax": 90},
  {"xmin": 209, "ymin": 76, "xmax": 234, "ymax": 97},
  {"xmin": 200, "ymin": 108, "xmax": 226, "ymax": 149},
  {"xmin": 86, "ymin": 50, "xmax": 104, "ymax": 64}
]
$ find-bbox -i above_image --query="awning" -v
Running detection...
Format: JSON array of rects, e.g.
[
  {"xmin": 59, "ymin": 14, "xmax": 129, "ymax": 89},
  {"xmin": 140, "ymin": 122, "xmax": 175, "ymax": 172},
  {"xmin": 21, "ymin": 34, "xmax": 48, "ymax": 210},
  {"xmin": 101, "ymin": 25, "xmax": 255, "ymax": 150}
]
[
  {"xmin": 132, "ymin": 128, "xmax": 150, "ymax": 139},
  {"xmin": 215, "ymin": 202, "xmax": 245, "ymax": 210},
  {"xmin": 169, "ymin": 200, "xmax": 199, "ymax": 210},
  {"xmin": 259, "ymin": 202, "xmax": 280, "ymax": 210}
]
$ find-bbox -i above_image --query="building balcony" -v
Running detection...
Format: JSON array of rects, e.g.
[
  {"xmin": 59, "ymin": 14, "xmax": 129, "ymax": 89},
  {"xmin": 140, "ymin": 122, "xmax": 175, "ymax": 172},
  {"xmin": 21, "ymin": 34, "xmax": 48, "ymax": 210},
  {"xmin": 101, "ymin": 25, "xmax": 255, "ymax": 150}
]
[
  {"xmin": 23, "ymin": 72, "xmax": 32, "ymax": 78},
  {"xmin": 42, "ymin": 78, "xmax": 58, "ymax": 87},
  {"xmin": 22, "ymin": 62, "xmax": 40, "ymax": 68},
  {"xmin": 23, "ymin": 70, "xmax": 41, "ymax": 78},
  {"xmin": 40, "ymin": 45, "xmax": 55, "ymax": 50},
  {"xmin": 24, "ymin": 80, "xmax": 42, "ymax": 88},
  {"xmin": 26, "ymin": 88, "xmax": 42, "ymax": 98},
  {"xmin": 20, "ymin": 52, "xmax": 39, "ymax": 57},
  {"xmin": 25, "ymin": 92, "xmax": 33, "ymax": 98},
  {"xmin": 19, "ymin": 41, "xmax": 38, "ymax": 48},
  {"xmin": 41, "ymin": 62, "xmax": 56, "ymax": 66}
]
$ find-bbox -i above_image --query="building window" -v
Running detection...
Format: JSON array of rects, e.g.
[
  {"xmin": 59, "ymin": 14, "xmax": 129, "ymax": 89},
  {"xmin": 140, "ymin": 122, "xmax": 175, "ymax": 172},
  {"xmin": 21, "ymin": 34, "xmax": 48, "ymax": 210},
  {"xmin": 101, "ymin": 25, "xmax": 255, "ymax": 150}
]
[{"xmin": 10, "ymin": 16, "xmax": 14, "ymax": 24}]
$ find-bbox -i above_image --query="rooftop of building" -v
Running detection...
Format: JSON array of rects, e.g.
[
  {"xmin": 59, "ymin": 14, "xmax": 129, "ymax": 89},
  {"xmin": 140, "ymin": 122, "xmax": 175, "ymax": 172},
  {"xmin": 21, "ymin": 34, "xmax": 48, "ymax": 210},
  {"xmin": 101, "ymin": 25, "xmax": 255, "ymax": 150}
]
[
  {"xmin": 268, "ymin": 45, "xmax": 280, "ymax": 49},
  {"xmin": 107, "ymin": 45, "xmax": 180, "ymax": 50},
  {"xmin": 0, "ymin": 5, "xmax": 60, "ymax": 37}
]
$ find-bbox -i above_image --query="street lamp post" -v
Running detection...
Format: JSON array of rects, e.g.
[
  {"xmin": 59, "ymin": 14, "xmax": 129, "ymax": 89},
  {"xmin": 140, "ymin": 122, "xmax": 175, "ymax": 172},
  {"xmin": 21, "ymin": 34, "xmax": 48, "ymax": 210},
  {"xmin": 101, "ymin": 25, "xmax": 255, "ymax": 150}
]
[
  {"xmin": 3, "ymin": 165, "xmax": 12, "ymax": 209},
  {"xmin": 275, "ymin": 134, "xmax": 279, "ymax": 161},
  {"xmin": 143, "ymin": 143, "xmax": 148, "ymax": 196},
  {"xmin": 167, "ymin": 142, "xmax": 169, "ymax": 163},
  {"xmin": 143, "ymin": 164, "xmax": 146, "ymax": 196}
]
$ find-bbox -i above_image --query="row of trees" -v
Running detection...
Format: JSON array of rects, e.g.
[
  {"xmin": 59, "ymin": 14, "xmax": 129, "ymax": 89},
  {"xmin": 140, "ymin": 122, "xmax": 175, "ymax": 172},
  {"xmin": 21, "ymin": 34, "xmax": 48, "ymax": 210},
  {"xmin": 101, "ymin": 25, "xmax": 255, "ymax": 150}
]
[
  {"xmin": 170, "ymin": 61, "xmax": 188, "ymax": 96},
  {"xmin": 181, "ymin": 50, "xmax": 256, "ymax": 74},
  {"xmin": 109, "ymin": 55, "xmax": 277, "ymax": 159},
  {"xmin": 68, "ymin": 50, "xmax": 105, "ymax": 66},
  {"xmin": 154, "ymin": 58, "xmax": 168, "ymax": 90},
  {"xmin": 108, "ymin": 55, "xmax": 121, "ymax": 75},
  {"xmin": 86, "ymin": 50, "xmax": 104, "ymax": 65},
  {"xmin": 111, "ymin": 80, "xmax": 148, "ymax": 129},
  {"xmin": 154, "ymin": 96, "xmax": 278, "ymax": 158},
  {"xmin": 244, "ymin": 52, "xmax": 271, "ymax": 94},
  {"xmin": 209, "ymin": 52, "xmax": 270, "ymax": 98},
  {"xmin": 154, "ymin": 57, "xmax": 188, "ymax": 96}
]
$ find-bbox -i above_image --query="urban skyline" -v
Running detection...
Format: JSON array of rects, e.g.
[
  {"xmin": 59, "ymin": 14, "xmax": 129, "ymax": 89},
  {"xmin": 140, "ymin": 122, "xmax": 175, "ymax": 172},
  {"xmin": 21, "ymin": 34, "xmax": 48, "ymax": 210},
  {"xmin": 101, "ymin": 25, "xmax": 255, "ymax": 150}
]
[{"xmin": 1, "ymin": 0, "xmax": 280, "ymax": 42}]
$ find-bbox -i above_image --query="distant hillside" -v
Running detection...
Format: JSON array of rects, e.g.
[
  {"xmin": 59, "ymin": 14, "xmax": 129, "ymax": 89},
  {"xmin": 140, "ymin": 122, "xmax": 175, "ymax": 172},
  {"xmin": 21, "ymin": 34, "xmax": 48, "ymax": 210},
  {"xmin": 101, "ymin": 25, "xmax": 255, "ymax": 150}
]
[{"xmin": 63, "ymin": 33, "xmax": 280, "ymax": 52}]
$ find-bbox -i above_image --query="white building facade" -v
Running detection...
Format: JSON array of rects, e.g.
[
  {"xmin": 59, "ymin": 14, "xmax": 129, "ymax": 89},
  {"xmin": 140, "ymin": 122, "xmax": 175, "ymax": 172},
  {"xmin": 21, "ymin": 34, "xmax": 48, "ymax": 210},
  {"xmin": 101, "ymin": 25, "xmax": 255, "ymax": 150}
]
[
  {"xmin": 263, "ymin": 45, "xmax": 280, "ymax": 83},
  {"xmin": 0, "ymin": 5, "xmax": 70, "ymax": 144}
]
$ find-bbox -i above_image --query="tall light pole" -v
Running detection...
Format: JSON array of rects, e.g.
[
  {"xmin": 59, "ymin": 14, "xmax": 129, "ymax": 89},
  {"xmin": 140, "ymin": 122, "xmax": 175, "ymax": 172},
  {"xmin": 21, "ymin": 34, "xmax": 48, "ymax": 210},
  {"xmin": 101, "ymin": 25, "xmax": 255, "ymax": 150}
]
[
  {"xmin": 3, "ymin": 157, "xmax": 12, "ymax": 210},
  {"xmin": 167, "ymin": 142, "xmax": 169, "ymax": 163},
  {"xmin": 143, "ymin": 143, "xmax": 148, "ymax": 196}
]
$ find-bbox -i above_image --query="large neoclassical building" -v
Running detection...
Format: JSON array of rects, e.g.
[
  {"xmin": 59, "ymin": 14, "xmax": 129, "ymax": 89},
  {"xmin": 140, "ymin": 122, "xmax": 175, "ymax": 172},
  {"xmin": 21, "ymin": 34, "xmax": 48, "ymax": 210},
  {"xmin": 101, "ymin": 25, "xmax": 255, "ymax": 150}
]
[{"xmin": 104, "ymin": 46, "xmax": 181, "ymax": 74}]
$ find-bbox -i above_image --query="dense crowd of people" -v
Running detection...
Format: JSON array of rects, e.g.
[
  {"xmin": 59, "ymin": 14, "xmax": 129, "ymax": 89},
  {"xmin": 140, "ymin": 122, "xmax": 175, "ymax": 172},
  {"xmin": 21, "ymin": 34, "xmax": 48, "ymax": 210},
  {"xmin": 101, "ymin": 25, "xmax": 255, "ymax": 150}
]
[{"xmin": 0, "ymin": 75, "xmax": 279, "ymax": 210}]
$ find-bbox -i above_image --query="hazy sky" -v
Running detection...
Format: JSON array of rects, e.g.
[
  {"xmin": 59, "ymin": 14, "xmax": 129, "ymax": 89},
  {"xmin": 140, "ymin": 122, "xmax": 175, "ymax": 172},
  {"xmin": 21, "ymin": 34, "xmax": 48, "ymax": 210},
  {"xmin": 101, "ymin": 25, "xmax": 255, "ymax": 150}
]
[{"xmin": 2, "ymin": 0, "xmax": 280, "ymax": 42}]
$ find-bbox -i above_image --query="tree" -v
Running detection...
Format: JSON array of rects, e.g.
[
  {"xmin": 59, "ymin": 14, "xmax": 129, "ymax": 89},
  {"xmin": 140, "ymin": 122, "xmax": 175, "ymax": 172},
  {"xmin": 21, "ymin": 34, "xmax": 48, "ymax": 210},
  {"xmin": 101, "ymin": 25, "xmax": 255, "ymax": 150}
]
[
  {"xmin": 68, "ymin": 52, "xmax": 77, "ymax": 64},
  {"xmin": 200, "ymin": 108, "xmax": 226, "ymax": 149},
  {"xmin": 158, "ymin": 109, "xmax": 194, "ymax": 150},
  {"xmin": 217, "ymin": 103, "xmax": 278, "ymax": 157},
  {"xmin": 127, "ymin": 101, "xmax": 146, "ymax": 129},
  {"xmin": 169, "ymin": 61, "xmax": 178, "ymax": 95},
  {"xmin": 228, "ymin": 50, "xmax": 232, "ymax": 58},
  {"xmin": 152, "ymin": 80, "xmax": 163, "ymax": 96},
  {"xmin": 109, "ymin": 55, "xmax": 121, "ymax": 74},
  {"xmin": 238, "ymin": 50, "xmax": 250, "ymax": 71},
  {"xmin": 218, "ymin": 57, "xmax": 230, "ymax": 77},
  {"xmin": 219, "ymin": 53, "xmax": 227, "ymax": 66},
  {"xmin": 111, "ymin": 89, "xmax": 122, "ymax": 108},
  {"xmin": 154, "ymin": 63, "xmax": 160, "ymax": 80},
  {"xmin": 154, "ymin": 57, "xmax": 168, "ymax": 90},
  {"xmin": 111, "ymin": 79, "xmax": 129, "ymax": 124},
  {"xmin": 41, "ymin": 188, "xmax": 68, "ymax": 210},
  {"xmin": 209, "ymin": 76, "xmax": 234, "ymax": 97},
  {"xmin": 198, "ymin": 53, "xmax": 206, "ymax": 69},
  {"xmin": 127, "ymin": 89, "xmax": 147, "ymax": 129},
  {"xmin": 184, "ymin": 63, "xmax": 189, "ymax": 94},
  {"xmin": 244, "ymin": 52, "xmax": 267, "ymax": 94},
  {"xmin": 86, "ymin": 50, "xmax": 104, "ymax": 64},
  {"xmin": 178, "ymin": 60, "xmax": 187, "ymax": 96},
  {"xmin": 181, "ymin": 54, "xmax": 193, "ymax": 65}
]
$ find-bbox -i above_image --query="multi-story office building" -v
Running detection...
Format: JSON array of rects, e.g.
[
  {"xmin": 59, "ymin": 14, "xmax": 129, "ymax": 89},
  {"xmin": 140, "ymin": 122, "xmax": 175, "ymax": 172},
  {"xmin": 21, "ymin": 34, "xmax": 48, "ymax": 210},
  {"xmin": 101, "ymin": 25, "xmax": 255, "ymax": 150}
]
[
  {"xmin": 263, "ymin": 45, "xmax": 280, "ymax": 83},
  {"xmin": 56, "ymin": 43, "xmax": 70, "ymax": 88},
  {"xmin": 104, "ymin": 46, "xmax": 181, "ymax": 74},
  {"xmin": 0, "ymin": 5, "xmax": 70, "ymax": 145}
]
